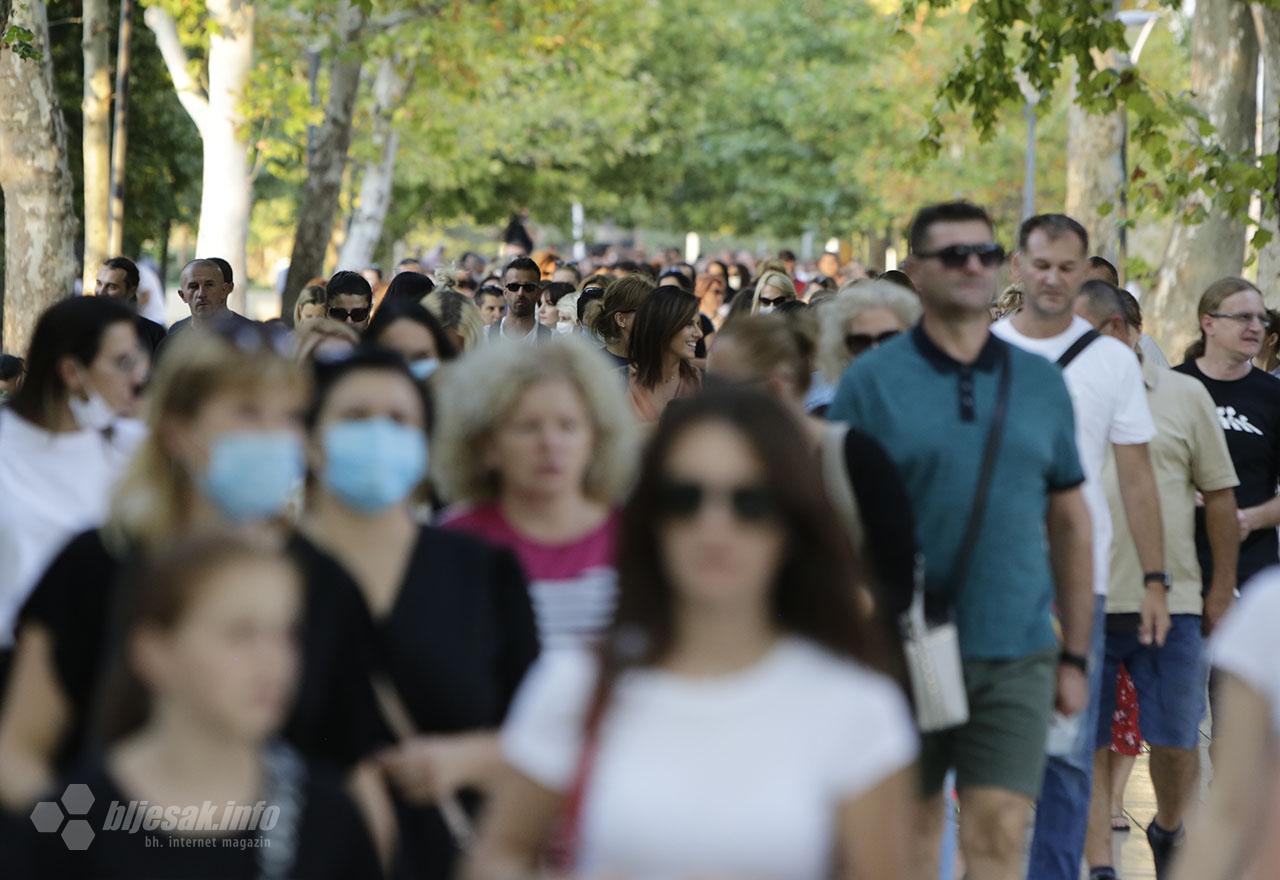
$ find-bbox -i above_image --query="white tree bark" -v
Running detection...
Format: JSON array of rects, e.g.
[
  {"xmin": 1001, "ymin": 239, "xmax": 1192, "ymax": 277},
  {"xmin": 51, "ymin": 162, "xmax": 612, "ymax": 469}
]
[
  {"xmin": 337, "ymin": 57, "xmax": 408, "ymax": 272},
  {"xmin": 0, "ymin": 0, "xmax": 79, "ymax": 354},
  {"xmin": 1253, "ymin": 3, "xmax": 1280, "ymax": 305},
  {"xmin": 1147, "ymin": 0, "xmax": 1258, "ymax": 358},
  {"xmin": 145, "ymin": 0, "xmax": 254, "ymax": 309},
  {"xmin": 82, "ymin": 0, "xmax": 112, "ymax": 289},
  {"xmin": 1065, "ymin": 77, "xmax": 1126, "ymax": 270}
]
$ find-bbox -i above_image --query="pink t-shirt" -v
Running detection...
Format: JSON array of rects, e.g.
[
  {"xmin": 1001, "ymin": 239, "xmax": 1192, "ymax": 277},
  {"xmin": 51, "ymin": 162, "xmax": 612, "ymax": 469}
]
[{"xmin": 441, "ymin": 504, "xmax": 619, "ymax": 649}]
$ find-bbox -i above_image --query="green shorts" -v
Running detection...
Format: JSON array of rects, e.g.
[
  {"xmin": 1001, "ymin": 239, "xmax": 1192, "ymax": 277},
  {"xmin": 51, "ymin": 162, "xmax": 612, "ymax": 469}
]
[{"xmin": 918, "ymin": 648, "xmax": 1057, "ymax": 799}]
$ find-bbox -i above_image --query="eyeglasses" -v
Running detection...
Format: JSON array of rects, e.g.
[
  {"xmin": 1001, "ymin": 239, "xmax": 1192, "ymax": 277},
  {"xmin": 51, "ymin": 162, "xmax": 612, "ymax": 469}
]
[
  {"xmin": 656, "ymin": 479, "xmax": 778, "ymax": 523},
  {"xmin": 914, "ymin": 243, "xmax": 1006, "ymax": 269},
  {"xmin": 581, "ymin": 286, "xmax": 605, "ymax": 297},
  {"xmin": 505, "ymin": 282, "xmax": 539, "ymax": 294},
  {"xmin": 328, "ymin": 306, "xmax": 371, "ymax": 323},
  {"xmin": 845, "ymin": 329, "xmax": 900, "ymax": 356},
  {"xmin": 1209, "ymin": 311, "xmax": 1269, "ymax": 327}
]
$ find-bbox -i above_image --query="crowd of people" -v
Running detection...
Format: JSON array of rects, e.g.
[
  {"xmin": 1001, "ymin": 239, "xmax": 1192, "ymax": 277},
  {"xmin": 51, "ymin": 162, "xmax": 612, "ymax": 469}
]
[{"xmin": 0, "ymin": 200, "xmax": 1278, "ymax": 880}]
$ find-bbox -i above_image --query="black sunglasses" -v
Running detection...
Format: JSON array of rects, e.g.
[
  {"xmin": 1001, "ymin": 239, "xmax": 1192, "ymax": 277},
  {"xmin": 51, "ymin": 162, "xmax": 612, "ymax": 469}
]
[
  {"xmin": 506, "ymin": 282, "xmax": 539, "ymax": 294},
  {"xmin": 328, "ymin": 306, "xmax": 371, "ymax": 323},
  {"xmin": 914, "ymin": 243, "xmax": 1006, "ymax": 269},
  {"xmin": 656, "ymin": 480, "xmax": 778, "ymax": 523},
  {"xmin": 845, "ymin": 329, "xmax": 900, "ymax": 356},
  {"xmin": 758, "ymin": 295, "xmax": 790, "ymax": 308}
]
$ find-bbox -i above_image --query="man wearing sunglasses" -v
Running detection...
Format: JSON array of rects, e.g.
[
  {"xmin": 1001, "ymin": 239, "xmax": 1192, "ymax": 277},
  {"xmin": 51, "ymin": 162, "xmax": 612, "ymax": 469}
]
[
  {"xmin": 829, "ymin": 201, "xmax": 1094, "ymax": 880},
  {"xmin": 324, "ymin": 270, "xmax": 374, "ymax": 332},
  {"xmin": 487, "ymin": 256, "xmax": 551, "ymax": 344},
  {"xmin": 993, "ymin": 215, "xmax": 1166, "ymax": 880}
]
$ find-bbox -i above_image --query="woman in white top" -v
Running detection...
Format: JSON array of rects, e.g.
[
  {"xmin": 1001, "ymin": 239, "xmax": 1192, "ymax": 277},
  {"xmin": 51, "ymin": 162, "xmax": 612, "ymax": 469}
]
[
  {"xmin": 0, "ymin": 296, "xmax": 146, "ymax": 650},
  {"xmin": 1173, "ymin": 570, "xmax": 1280, "ymax": 880},
  {"xmin": 464, "ymin": 386, "xmax": 917, "ymax": 880}
]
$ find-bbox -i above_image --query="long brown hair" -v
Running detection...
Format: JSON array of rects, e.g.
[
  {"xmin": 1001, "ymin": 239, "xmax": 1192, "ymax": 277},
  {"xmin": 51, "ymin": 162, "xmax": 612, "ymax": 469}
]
[
  {"xmin": 1183, "ymin": 277, "xmax": 1262, "ymax": 361},
  {"xmin": 628, "ymin": 285, "xmax": 701, "ymax": 389}
]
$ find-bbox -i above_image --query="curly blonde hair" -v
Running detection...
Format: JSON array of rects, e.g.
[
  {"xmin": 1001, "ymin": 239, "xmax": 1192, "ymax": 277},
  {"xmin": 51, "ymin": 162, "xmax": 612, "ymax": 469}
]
[
  {"xmin": 432, "ymin": 336, "xmax": 639, "ymax": 505},
  {"xmin": 817, "ymin": 280, "xmax": 921, "ymax": 383}
]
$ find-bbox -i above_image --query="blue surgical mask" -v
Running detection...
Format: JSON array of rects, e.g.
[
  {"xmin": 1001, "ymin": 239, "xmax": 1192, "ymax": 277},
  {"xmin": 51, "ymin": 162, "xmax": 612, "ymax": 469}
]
[
  {"xmin": 199, "ymin": 431, "xmax": 304, "ymax": 523},
  {"xmin": 408, "ymin": 358, "xmax": 440, "ymax": 381},
  {"xmin": 322, "ymin": 418, "xmax": 427, "ymax": 513}
]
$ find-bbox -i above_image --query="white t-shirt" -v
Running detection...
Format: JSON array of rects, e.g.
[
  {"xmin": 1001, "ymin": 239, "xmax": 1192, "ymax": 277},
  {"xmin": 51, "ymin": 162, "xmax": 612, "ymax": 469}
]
[
  {"xmin": 503, "ymin": 637, "xmax": 917, "ymax": 879},
  {"xmin": 993, "ymin": 315, "xmax": 1156, "ymax": 596},
  {"xmin": 0, "ymin": 410, "xmax": 144, "ymax": 646},
  {"xmin": 1210, "ymin": 569, "xmax": 1280, "ymax": 734}
]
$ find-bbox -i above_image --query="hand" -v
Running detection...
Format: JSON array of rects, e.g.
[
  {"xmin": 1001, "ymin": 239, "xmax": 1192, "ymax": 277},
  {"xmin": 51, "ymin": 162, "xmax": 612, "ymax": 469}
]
[
  {"xmin": 1202, "ymin": 587, "xmax": 1234, "ymax": 636},
  {"xmin": 1139, "ymin": 586, "xmax": 1171, "ymax": 647},
  {"xmin": 377, "ymin": 736, "xmax": 472, "ymax": 806},
  {"xmin": 1055, "ymin": 664, "xmax": 1088, "ymax": 716},
  {"xmin": 1238, "ymin": 508, "xmax": 1256, "ymax": 543}
]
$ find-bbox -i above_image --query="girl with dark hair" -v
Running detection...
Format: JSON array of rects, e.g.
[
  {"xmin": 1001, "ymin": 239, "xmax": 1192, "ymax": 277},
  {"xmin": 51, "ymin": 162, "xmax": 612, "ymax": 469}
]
[
  {"xmin": 463, "ymin": 387, "xmax": 916, "ymax": 880},
  {"xmin": 301, "ymin": 348, "xmax": 538, "ymax": 880},
  {"xmin": 363, "ymin": 298, "xmax": 458, "ymax": 381},
  {"xmin": 0, "ymin": 297, "xmax": 147, "ymax": 664},
  {"xmin": 19, "ymin": 534, "xmax": 382, "ymax": 878},
  {"xmin": 378, "ymin": 271, "xmax": 435, "ymax": 312},
  {"xmin": 593, "ymin": 274, "xmax": 654, "ymax": 371},
  {"xmin": 536, "ymin": 282, "xmax": 576, "ymax": 331},
  {"xmin": 626, "ymin": 286, "xmax": 703, "ymax": 422}
]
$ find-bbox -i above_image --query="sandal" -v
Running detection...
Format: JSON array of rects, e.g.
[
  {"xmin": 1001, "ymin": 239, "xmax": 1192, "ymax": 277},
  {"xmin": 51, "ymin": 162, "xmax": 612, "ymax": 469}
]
[{"xmin": 1111, "ymin": 811, "xmax": 1131, "ymax": 833}]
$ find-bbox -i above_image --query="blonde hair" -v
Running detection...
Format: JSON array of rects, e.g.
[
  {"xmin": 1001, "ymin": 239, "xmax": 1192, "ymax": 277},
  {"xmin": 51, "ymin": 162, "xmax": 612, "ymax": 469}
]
[
  {"xmin": 751, "ymin": 271, "xmax": 797, "ymax": 314},
  {"xmin": 432, "ymin": 336, "xmax": 638, "ymax": 505},
  {"xmin": 107, "ymin": 329, "xmax": 308, "ymax": 553},
  {"xmin": 817, "ymin": 280, "xmax": 921, "ymax": 383},
  {"xmin": 292, "ymin": 285, "xmax": 326, "ymax": 325},
  {"xmin": 293, "ymin": 318, "xmax": 359, "ymax": 363},
  {"xmin": 424, "ymin": 289, "xmax": 485, "ymax": 352}
]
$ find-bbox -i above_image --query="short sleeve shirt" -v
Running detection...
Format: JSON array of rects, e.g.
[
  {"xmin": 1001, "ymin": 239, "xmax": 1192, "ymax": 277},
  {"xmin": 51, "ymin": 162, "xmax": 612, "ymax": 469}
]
[
  {"xmin": 828, "ymin": 325, "xmax": 1084, "ymax": 658},
  {"xmin": 1210, "ymin": 569, "xmax": 1280, "ymax": 733},
  {"xmin": 1104, "ymin": 360, "xmax": 1239, "ymax": 614}
]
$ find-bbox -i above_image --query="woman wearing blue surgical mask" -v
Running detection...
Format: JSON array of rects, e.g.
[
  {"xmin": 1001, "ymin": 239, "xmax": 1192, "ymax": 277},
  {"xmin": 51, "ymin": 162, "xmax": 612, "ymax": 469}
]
[
  {"xmin": 301, "ymin": 348, "xmax": 539, "ymax": 880},
  {"xmin": 0, "ymin": 323, "xmax": 387, "ymax": 836},
  {"xmin": 363, "ymin": 299, "xmax": 458, "ymax": 383}
]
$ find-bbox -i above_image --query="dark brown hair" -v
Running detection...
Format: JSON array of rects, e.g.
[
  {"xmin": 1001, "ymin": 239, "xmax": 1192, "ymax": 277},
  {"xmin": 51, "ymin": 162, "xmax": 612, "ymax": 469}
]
[
  {"xmin": 628, "ymin": 285, "xmax": 701, "ymax": 389},
  {"xmin": 592, "ymin": 274, "xmax": 655, "ymax": 344}
]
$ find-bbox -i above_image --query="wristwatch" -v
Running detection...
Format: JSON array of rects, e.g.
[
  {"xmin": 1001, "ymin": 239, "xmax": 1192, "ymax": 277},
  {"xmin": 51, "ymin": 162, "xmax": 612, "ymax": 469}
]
[
  {"xmin": 1143, "ymin": 571, "xmax": 1172, "ymax": 592},
  {"xmin": 1058, "ymin": 650, "xmax": 1088, "ymax": 673}
]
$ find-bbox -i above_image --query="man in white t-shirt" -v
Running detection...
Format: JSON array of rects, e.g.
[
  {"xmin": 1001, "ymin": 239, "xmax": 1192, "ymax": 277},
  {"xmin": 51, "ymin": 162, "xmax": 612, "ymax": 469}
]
[{"xmin": 991, "ymin": 214, "xmax": 1169, "ymax": 880}]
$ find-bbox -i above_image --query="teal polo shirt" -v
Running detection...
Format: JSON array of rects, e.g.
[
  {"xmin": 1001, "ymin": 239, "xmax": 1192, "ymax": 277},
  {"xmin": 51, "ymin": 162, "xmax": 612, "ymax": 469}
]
[{"xmin": 828, "ymin": 325, "xmax": 1084, "ymax": 659}]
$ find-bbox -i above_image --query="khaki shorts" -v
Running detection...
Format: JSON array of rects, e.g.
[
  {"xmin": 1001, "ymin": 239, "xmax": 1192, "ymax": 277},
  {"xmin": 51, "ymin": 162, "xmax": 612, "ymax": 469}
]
[{"xmin": 918, "ymin": 648, "xmax": 1057, "ymax": 799}]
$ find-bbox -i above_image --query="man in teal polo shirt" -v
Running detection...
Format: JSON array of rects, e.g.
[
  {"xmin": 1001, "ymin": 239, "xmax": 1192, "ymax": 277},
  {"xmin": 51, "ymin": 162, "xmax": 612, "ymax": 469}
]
[{"xmin": 828, "ymin": 201, "xmax": 1094, "ymax": 880}]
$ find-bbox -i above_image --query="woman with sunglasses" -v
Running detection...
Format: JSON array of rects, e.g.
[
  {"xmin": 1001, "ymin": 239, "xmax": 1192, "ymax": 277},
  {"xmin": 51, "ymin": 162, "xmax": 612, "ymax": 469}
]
[
  {"xmin": 18, "ymin": 534, "xmax": 381, "ymax": 878},
  {"xmin": 463, "ymin": 387, "xmax": 916, "ymax": 880},
  {"xmin": 301, "ymin": 348, "xmax": 539, "ymax": 880},
  {"xmin": 708, "ymin": 315, "xmax": 917, "ymax": 622},
  {"xmin": 0, "ymin": 324, "xmax": 383, "ymax": 818},
  {"xmin": 750, "ymin": 270, "xmax": 797, "ymax": 315},
  {"xmin": 816, "ymin": 280, "xmax": 922, "ymax": 400},
  {"xmin": 627, "ymin": 286, "xmax": 703, "ymax": 422}
]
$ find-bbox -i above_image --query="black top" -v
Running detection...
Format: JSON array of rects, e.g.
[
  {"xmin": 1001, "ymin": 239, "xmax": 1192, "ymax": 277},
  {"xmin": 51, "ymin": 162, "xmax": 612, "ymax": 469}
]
[
  {"xmin": 14, "ymin": 756, "xmax": 381, "ymax": 879},
  {"xmin": 134, "ymin": 316, "xmax": 167, "ymax": 357},
  {"xmin": 15, "ymin": 531, "xmax": 383, "ymax": 774},
  {"xmin": 155, "ymin": 311, "xmax": 256, "ymax": 361},
  {"xmin": 1174, "ymin": 360, "xmax": 1280, "ymax": 588},
  {"xmin": 841, "ymin": 427, "xmax": 917, "ymax": 621},
  {"xmin": 364, "ymin": 526, "xmax": 538, "ymax": 880}
]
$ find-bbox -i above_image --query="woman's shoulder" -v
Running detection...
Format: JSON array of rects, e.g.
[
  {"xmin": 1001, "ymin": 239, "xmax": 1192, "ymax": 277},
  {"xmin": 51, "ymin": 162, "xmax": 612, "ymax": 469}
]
[{"xmin": 776, "ymin": 638, "xmax": 908, "ymax": 710}]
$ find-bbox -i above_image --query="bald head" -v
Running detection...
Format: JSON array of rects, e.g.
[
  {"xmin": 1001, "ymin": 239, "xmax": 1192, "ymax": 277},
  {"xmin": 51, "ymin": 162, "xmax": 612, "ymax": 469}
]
[
  {"xmin": 1074, "ymin": 279, "xmax": 1136, "ymax": 348},
  {"xmin": 179, "ymin": 259, "xmax": 230, "ymax": 321}
]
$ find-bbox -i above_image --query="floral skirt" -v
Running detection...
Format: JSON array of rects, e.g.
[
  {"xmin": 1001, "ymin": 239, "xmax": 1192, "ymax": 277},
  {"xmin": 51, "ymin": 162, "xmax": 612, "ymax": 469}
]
[{"xmin": 1110, "ymin": 663, "xmax": 1143, "ymax": 756}]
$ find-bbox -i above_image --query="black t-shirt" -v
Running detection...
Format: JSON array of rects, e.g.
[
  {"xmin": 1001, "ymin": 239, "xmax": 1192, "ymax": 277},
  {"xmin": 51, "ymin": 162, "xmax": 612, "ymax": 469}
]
[
  {"xmin": 14, "ymin": 756, "xmax": 381, "ymax": 879},
  {"xmin": 1174, "ymin": 360, "xmax": 1280, "ymax": 587},
  {"xmin": 14, "ymin": 530, "xmax": 383, "ymax": 775},
  {"xmin": 134, "ymin": 316, "xmax": 167, "ymax": 357},
  {"xmin": 360, "ymin": 526, "xmax": 539, "ymax": 880}
]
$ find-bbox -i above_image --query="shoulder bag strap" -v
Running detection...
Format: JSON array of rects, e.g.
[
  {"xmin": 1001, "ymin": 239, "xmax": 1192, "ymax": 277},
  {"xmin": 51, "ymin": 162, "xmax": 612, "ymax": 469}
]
[
  {"xmin": 947, "ymin": 346, "xmax": 1013, "ymax": 600},
  {"xmin": 1056, "ymin": 329, "xmax": 1100, "ymax": 369}
]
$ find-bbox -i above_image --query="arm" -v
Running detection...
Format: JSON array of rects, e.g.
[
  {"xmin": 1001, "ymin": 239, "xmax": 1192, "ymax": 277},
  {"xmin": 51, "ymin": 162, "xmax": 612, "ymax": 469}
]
[
  {"xmin": 0, "ymin": 625, "xmax": 69, "ymax": 810},
  {"xmin": 378, "ymin": 731, "xmax": 505, "ymax": 804},
  {"xmin": 460, "ymin": 765, "xmax": 567, "ymax": 880},
  {"xmin": 1201, "ymin": 487, "xmax": 1240, "ymax": 635},
  {"xmin": 347, "ymin": 758, "xmax": 398, "ymax": 875},
  {"xmin": 1171, "ymin": 674, "xmax": 1275, "ymax": 880},
  {"xmin": 1112, "ymin": 442, "xmax": 1170, "ymax": 646},
  {"xmin": 837, "ymin": 768, "xmax": 915, "ymax": 880},
  {"xmin": 1238, "ymin": 494, "xmax": 1280, "ymax": 538},
  {"xmin": 1046, "ymin": 486, "xmax": 1092, "ymax": 715}
]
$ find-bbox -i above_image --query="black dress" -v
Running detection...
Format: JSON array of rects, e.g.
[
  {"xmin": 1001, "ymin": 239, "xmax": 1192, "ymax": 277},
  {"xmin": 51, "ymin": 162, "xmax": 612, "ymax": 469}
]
[
  {"xmin": 11, "ymin": 530, "xmax": 384, "ymax": 775},
  {"xmin": 15, "ymin": 755, "xmax": 382, "ymax": 879},
  {"xmin": 358, "ymin": 526, "xmax": 539, "ymax": 880}
]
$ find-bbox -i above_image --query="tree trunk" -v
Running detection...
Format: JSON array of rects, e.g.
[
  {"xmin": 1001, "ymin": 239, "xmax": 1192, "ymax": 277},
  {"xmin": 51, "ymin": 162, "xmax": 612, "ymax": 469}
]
[
  {"xmin": 82, "ymin": 0, "xmax": 112, "ymax": 288},
  {"xmin": 145, "ymin": 0, "xmax": 254, "ymax": 313},
  {"xmin": 1147, "ymin": 0, "xmax": 1258, "ymax": 358},
  {"xmin": 107, "ymin": 0, "xmax": 134, "ymax": 256},
  {"xmin": 0, "ymin": 0, "xmax": 79, "ymax": 354},
  {"xmin": 337, "ymin": 56, "xmax": 408, "ymax": 273},
  {"xmin": 1254, "ymin": 4, "xmax": 1280, "ymax": 306},
  {"xmin": 281, "ymin": 3, "xmax": 365, "ymax": 323},
  {"xmin": 1065, "ymin": 78, "xmax": 1126, "ymax": 271}
]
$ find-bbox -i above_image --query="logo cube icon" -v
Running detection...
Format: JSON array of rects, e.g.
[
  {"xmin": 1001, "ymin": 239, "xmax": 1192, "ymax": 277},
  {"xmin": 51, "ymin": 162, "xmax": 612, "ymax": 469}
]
[
  {"xmin": 29, "ymin": 784, "xmax": 96, "ymax": 849},
  {"xmin": 61, "ymin": 819, "xmax": 94, "ymax": 851},
  {"xmin": 29, "ymin": 801, "xmax": 63, "ymax": 834},
  {"xmin": 61, "ymin": 784, "xmax": 94, "ymax": 815}
]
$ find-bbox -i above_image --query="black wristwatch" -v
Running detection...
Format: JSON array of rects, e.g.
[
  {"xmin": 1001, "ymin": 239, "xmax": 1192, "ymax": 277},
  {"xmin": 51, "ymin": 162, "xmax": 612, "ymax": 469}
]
[
  {"xmin": 1143, "ymin": 571, "xmax": 1172, "ymax": 592},
  {"xmin": 1059, "ymin": 650, "xmax": 1088, "ymax": 673}
]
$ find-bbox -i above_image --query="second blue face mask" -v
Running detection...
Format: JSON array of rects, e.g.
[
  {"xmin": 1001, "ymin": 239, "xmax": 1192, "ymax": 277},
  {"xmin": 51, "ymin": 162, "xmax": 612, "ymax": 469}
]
[
  {"xmin": 322, "ymin": 417, "xmax": 428, "ymax": 513},
  {"xmin": 199, "ymin": 431, "xmax": 305, "ymax": 523}
]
